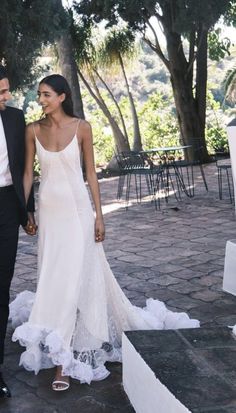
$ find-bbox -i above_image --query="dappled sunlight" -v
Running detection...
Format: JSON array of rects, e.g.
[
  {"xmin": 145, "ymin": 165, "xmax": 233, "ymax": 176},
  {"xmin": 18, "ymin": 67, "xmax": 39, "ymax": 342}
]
[
  {"xmin": 98, "ymin": 162, "xmax": 232, "ymax": 214},
  {"xmin": 102, "ymin": 202, "xmax": 126, "ymax": 214},
  {"xmin": 101, "ymin": 185, "xmax": 194, "ymax": 215}
]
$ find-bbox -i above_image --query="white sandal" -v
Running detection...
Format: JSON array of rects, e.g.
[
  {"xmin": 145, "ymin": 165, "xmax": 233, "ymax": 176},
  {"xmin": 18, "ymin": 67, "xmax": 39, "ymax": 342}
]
[{"xmin": 52, "ymin": 379, "xmax": 70, "ymax": 392}]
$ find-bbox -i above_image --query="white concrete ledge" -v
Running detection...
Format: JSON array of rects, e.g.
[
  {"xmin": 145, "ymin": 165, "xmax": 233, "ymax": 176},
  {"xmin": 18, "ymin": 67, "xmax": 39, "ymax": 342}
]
[
  {"xmin": 122, "ymin": 333, "xmax": 191, "ymax": 413},
  {"xmin": 223, "ymin": 239, "xmax": 236, "ymax": 296}
]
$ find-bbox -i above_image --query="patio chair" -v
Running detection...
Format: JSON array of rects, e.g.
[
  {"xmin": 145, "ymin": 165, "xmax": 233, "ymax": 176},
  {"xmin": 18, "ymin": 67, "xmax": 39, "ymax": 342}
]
[
  {"xmin": 215, "ymin": 152, "xmax": 234, "ymax": 204},
  {"xmin": 170, "ymin": 138, "xmax": 208, "ymax": 197},
  {"xmin": 120, "ymin": 151, "xmax": 166, "ymax": 210},
  {"xmin": 141, "ymin": 150, "xmax": 182, "ymax": 203},
  {"xmin": 115, "ymin": 153, "xmax": 130, "ymax": 200}
]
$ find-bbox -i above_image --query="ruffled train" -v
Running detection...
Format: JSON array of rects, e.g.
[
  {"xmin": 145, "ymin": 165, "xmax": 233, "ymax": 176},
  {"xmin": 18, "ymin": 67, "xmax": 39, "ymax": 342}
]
[{"xmin": 10, "ymin": 290, "xmax": 199, "ymax": 384}]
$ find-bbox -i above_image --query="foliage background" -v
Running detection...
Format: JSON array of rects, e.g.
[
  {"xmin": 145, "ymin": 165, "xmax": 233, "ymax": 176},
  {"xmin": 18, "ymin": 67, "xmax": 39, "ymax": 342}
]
[{"xmin": 23, "ymin": 40, "xmax": 236, "ymax": 167}]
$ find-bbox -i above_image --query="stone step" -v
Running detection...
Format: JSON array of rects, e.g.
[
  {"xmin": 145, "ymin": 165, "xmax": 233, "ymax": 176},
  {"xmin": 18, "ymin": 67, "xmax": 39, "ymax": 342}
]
[{"xmin": 122, "ymin": 327, "xmax": 236, "ymax": 413}]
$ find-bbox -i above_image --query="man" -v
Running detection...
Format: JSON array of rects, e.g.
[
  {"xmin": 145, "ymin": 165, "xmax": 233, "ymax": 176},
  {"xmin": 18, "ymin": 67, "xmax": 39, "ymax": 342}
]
[{"xmin": 0, "ymin": 65, "xmax": 36, "ymax": 398}]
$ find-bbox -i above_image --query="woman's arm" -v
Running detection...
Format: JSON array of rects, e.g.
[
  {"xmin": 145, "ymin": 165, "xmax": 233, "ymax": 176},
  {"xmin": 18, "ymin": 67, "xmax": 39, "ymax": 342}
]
[
  {"xmin": 80, "ymin": 121, "xmax": 105, "ymax": 242},
  {"xmin": 24, "ymin": 124, "xmax": 36, "ymax": 203},
  {"xmin": 24, "ymin": 124, "xmax": 37, "ymax": 235}
]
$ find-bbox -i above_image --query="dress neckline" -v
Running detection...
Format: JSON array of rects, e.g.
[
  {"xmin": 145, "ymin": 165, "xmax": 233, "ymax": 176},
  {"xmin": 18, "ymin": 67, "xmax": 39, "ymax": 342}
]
[{"xmin": 35, "ymin": 134, "xmax": 76, "ymax": 153}]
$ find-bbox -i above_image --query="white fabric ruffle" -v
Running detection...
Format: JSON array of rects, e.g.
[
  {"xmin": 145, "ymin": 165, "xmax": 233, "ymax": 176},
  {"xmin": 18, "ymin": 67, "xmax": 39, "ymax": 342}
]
[{"xmin": 10, "ymin": 290, "xmax": 199, "ymax": 384}]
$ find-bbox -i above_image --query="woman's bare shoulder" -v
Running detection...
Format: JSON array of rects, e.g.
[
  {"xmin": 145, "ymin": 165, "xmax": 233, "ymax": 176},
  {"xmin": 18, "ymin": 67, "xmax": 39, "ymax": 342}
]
[
  {"xmin": 25, "ymin": 122, "xmax": 36, "ymax": 136},
  {"xmin": 78, "ymin": 119, "xmax": 92, "ymax": 134},
  {"xmin": 26, "ymin": 119, "xmax": 45, "ymax": 138}
]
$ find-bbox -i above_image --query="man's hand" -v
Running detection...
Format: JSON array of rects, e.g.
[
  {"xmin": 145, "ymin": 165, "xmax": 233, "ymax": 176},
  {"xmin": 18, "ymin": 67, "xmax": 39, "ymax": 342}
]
[{"xmin": 23, "ymin": 212, "xmax": 37, "ymax": 236}]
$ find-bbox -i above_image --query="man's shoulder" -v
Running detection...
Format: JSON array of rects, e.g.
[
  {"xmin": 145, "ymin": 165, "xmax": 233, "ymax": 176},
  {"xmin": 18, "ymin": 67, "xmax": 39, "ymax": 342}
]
[
  {"xmin": 227, "ymin": 118, "xmax": 236, "ymax": 127},
  {"xmin": 5, "ymin": 106, "xmax": 24, "ymax": 116}
]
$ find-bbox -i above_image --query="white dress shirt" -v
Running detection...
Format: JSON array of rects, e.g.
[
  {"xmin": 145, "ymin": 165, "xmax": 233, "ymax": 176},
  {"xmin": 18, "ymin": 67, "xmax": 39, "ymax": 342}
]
[{"xmin": 0, "ymin": 114, "xmax": 13, "ymax": 186}]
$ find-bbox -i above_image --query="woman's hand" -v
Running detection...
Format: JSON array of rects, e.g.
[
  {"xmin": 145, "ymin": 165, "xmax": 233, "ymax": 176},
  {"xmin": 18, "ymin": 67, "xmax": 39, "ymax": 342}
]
[
  {"xmin": 23, "ymin": 212, "xmax": 38, "ymax": 236},
  {"xmin": 95, "ymin": 216, "xmax": 105, "ymax": 242}
]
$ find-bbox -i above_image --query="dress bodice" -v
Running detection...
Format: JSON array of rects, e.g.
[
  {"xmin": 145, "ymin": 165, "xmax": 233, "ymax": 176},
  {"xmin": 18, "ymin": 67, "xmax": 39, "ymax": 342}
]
[{"xmin": 35, "ymin": 135, "xmax": 82, "ymax": 178}]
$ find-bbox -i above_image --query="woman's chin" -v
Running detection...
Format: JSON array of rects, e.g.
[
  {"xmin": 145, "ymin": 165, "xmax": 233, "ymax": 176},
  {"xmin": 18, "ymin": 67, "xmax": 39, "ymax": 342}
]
[{"xmin": 42, "ymin": 107, "xmax": 49, "ymax": 114}]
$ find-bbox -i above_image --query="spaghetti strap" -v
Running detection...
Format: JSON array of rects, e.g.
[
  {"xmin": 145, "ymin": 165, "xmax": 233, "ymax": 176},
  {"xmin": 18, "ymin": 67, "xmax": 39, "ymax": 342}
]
[
  {"xmin": 32, "ymin": 122, "xmax": 37, "ymax": 139},
  {"xmin": 75, "ymin": 119, "xmax": 81, "ymax": 136}
]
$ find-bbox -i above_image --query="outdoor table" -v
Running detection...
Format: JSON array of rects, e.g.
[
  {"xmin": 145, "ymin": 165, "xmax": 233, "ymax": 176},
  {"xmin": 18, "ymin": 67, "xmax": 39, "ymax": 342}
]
[
  {"xmin": 141, "ymin": 145, "xmax": 192, "ymax": 197},
  {"xmin": 141, "ymin": 145, "xmax": 191, "ymax": 154}
]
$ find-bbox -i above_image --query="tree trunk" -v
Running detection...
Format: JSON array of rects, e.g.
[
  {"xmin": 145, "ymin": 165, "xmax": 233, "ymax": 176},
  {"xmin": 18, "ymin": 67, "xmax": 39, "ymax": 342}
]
[
  {"xmin": 118, "ymin": 53, "xmax": 142, "ymax": 151},
  {"xmin": 195, "ymin": 25, "xmax": 209, "ymax": 162},
  {"xmin": 57, "ymin": 33, "xmax": 85, "ymax": 119},
  {"xmin": 164, "ymin": 26, "xmax": 208, "ymax": 162},
  {"xmin": 142, "ymin": 2, "xmax": 210, "ymax": 163},
  {"xmin": 78, "ymin": 69, "xmax": 130, "ymax": 153},
  {"xmin": 94, "ymin": 68, "xmax": 129, "ymax": 143}
]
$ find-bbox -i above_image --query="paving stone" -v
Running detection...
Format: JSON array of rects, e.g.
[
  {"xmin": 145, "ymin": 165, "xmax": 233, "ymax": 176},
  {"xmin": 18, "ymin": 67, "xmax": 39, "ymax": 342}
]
[
  {"xmin": 109, "ymin": 262, "xmax": 143, "ymax": 274},
  {"xmin": 128, "ymin": 269, "xmax": 159, "ymax": 280},
  {"xmin": 174, "ymin": 258, "xmax": 209, "ymax": 269},
  {"xmin": 208, "ymin": 269, "xmax": 224, "ymax": 278},
  {"xmin": 105, "ymin": 250, "xmax": 127, "ymax": 259},
  {"xmin": 168, "ymin": 281, "xmax": 203, "ymax": 294},
  {"xmin": 0, "ymin": 392, "xmax": 60, "ymax": 413},
  {"xmin": 144, "ymin": 288, "xmax": 185, "ymax": 302},
  {"xmin": 210, "ymin": 283, "xmax": 224, "ymax": 294},
  {"xmin": 125, "ymin": 280, "xmax": 161, "ymax": 293},
  {"xmin": 171, "ymin": 268, "xmax": 204, "ymax": 280},
  {"xmin": 114, "ymin": 275, "xmax": 136, "ymax": 288},
  {"xmin": 191, "ymin": 275, "xmax": 220, "ymax": 287},
  {"xmin": 189, "ymin": 302, "xmax": 236, "ymax": 324},
  {"xmin": 147, "ymin": 274, "xmax": 181, "ymax": 286},
  {"xmin": 116, "ymin": 254, "xmax": 157, "ymax": 267},
  {"xmin": 167, "ymin": 296, "xmax": 202, "ymax": 310},
  {"xmin": 191, "ymin": 290, "xmax": 223, "ymax": 302},
  {"xmin": 151, "ymin": 263, "xmax": 185, "ymax": 273}
]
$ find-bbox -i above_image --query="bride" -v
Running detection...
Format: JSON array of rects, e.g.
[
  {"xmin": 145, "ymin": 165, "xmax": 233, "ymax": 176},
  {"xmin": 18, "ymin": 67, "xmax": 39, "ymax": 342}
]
[{"xmin": 10, "ymin": 74, "xmax": 199, "ymax": 392}]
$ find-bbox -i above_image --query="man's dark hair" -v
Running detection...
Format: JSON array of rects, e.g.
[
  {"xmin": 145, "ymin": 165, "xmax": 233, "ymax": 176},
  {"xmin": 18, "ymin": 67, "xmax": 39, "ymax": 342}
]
[{"xmin": 0, "ymin": 65, "xmax": 8, "ymax": 81}]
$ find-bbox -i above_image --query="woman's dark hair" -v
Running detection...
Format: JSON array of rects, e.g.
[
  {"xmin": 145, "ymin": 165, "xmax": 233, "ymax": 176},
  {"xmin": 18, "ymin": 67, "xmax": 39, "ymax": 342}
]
[
  {"xmin": 0, "ymin": 65, "xmax": 8, "ymax": 81},
  {"xmin": 39, "ymin": 74, "xmax": 75, "ymax": 117}
]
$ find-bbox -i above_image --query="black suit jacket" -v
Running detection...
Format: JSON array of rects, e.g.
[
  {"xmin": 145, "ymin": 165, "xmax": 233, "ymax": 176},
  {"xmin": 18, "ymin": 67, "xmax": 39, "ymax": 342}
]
[
  {"xmin": 1, "ymin": 106, "xmax": 34, "ymax": 226},
  {"xmin": 228, "ymin": 118, "xmax": 236, "ymax": 127}
]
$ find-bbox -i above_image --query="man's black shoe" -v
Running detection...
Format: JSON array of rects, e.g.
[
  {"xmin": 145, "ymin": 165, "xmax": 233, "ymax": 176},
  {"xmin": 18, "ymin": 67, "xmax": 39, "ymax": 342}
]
[{"xmin": 0, "ymin": 373, "xmax": 11, "ymax": 398}]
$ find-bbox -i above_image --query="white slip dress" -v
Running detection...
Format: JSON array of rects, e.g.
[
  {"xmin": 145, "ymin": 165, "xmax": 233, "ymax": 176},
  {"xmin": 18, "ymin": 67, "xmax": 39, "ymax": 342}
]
[{"xmin": 10, "ymin": 121, "xmax": 199, "ymax": 383}]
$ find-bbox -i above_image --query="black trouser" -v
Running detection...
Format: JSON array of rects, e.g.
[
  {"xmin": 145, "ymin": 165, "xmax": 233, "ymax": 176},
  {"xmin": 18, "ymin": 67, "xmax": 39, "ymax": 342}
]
[{"xmin": 0, "ymin": 186, "xmax": 20, "ymax": 364}]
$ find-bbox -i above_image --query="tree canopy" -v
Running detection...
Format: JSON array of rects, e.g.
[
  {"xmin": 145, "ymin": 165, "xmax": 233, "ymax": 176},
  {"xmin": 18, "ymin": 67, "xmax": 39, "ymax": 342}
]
[
  {"xmin": 75, "ymin": 0, "xmax": 235, "ymax": 161},
  {"xmin": 0, "ymin": 0, "xmax": 66, "ymax": 89}
]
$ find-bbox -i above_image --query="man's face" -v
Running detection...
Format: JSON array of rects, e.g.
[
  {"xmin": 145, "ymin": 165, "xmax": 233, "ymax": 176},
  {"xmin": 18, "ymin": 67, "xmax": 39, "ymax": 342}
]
[{"xmin": 0, "ymin": 78, "xmax": 11, "ymax": 111}]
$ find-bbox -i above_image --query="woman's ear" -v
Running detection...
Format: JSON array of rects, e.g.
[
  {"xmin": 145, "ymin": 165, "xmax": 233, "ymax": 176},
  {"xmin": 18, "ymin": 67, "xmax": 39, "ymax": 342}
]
[{"xmin": 60, "ymin": 93, "xmax": 66, "ymax": 103}]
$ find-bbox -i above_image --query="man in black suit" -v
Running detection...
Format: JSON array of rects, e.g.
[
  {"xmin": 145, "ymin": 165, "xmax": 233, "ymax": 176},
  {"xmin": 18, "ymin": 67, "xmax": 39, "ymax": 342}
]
[{"xmin": 0, "ymin": 65, "xmax": 36, "ymax": 398}]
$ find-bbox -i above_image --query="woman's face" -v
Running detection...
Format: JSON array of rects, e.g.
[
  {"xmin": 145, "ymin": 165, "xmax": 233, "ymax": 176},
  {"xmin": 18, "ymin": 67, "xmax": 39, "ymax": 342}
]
[{"xmin": 37, "ymin": 83, "xmax": 65, "ymax": 115}]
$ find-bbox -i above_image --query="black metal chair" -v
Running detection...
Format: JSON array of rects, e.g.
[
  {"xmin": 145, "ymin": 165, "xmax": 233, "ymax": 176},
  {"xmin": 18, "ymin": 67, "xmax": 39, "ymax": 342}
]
[
  {"xmin": 170, "ymin": 138, "xmax": 208, "ymax": 197},
  {"xmin": 115, "ymin": 153, "xmax": 130, "ymax": 200},
  {"xmin": 215, "ymin": 152, "xmax": 234, "ymax": 204},
  {"xmin": 145, "ymin": 151, "xmax": 183, "ymax": 202},
  {"xmin": 117, "ymin": 151, "xmax": 166, "ymax": 210}
]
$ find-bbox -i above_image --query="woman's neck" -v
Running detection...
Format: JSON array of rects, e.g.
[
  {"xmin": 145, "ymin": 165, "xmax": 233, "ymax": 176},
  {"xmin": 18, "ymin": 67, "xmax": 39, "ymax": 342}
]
[{"xmin": 45, "ymin": 109, "xmax": 72, "ymax": 128}]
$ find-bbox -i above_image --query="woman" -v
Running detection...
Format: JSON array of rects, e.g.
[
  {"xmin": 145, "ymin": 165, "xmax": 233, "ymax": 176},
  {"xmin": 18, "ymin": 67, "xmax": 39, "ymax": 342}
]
[{"xmin": 10, "ymin": 74, "xmax": 199, "ymax": 392}]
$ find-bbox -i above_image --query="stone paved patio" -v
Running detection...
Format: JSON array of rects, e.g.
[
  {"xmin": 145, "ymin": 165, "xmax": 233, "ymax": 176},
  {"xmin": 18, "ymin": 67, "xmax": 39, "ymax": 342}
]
[{"xmin": 1, "ymin": 161, "xmax": 236, "ymax": 412}]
